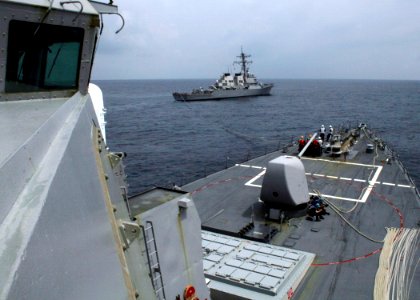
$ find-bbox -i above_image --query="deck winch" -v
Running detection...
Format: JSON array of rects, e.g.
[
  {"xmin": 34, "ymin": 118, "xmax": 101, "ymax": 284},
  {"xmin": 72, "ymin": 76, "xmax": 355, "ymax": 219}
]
[{"xmin": 260, "ymin": 156, "xmax": 309, "ymax": 209}]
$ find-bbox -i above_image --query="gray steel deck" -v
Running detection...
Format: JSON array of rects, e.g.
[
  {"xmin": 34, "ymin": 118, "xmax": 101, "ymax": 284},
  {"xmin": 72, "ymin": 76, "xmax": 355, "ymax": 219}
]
[{"xmin": 182, "ymin": 128, "xmax": 419, "ymax": 299}]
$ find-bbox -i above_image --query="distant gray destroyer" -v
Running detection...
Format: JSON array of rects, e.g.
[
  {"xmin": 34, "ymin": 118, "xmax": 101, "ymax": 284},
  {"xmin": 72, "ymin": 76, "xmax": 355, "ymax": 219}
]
[{"xmin": 173, "ymin": 49, "xmax": 273, "ymax": 101}]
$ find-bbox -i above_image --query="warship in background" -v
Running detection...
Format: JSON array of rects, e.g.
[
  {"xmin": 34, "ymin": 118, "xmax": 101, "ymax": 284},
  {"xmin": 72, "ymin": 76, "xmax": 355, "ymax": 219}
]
[
  {"xmin": 173, "ymin": 49, "xmax": 273, "ymax": 101},
  {"xmin": 1, "ymin": 1, "xmax": 419, "ymax": 300}
]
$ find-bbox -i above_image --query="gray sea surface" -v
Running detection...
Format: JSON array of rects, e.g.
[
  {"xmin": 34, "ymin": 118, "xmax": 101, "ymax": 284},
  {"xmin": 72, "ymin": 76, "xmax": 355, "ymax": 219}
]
[{"xmin": 95, "ymin": 79, "xmax": 420, "ymax": 196}]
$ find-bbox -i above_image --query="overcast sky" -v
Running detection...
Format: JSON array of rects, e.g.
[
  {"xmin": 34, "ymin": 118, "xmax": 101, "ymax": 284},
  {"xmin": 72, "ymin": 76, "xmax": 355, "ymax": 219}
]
[{"xmin": 91, "ymin": 0, "xmax": 420, "ymax": 80}]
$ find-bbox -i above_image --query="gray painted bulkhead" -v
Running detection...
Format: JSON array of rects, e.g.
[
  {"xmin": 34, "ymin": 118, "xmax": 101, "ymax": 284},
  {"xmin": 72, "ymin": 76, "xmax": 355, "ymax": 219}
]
[
  {"xmin": 0, "ymin": 93, "xmax": 133, "ymax": 299},
  {"xmin": 0, "ymin": 91, "xmax": 211, "ymax": 299},
  {"xmin": 0, "ymin": 1, "xmax": 135, "ymax": 297},
  {"xmin": 136, "ymin": 197, "xmax": 211, "ymax": 299},
  {"xmin": 0, "ymin": 2, "xmax": 211, "ymax": 299}
]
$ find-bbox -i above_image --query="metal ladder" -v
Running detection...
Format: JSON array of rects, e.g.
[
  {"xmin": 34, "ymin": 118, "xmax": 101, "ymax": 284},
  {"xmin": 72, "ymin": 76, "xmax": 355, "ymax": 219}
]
[{"xmin": 141, "ymin": 221, "xmax": 166, "ymax": 300}]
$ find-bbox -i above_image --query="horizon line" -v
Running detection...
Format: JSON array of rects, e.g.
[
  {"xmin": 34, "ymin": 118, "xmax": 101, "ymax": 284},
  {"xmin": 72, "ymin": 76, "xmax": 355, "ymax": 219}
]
[{"xmin": 92, "ymin": 77, "xmax": 420, "ymax": 82}]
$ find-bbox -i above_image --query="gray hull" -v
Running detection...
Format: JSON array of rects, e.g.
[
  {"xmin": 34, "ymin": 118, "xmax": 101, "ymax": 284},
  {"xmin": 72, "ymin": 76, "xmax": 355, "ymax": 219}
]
[{"xmin": 173, "ymin": 84, "xmax": 273, "ymax": 101}]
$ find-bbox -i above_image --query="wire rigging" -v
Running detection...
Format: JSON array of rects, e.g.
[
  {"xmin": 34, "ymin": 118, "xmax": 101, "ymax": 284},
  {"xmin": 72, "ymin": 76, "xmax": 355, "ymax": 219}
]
[
  {"xmin": 374, "ymin": 227, "xmax": 419, "ymax": 300},
  {"xmin": 313, "ymin": 189, "xmax": 384, "ymax": 243}
]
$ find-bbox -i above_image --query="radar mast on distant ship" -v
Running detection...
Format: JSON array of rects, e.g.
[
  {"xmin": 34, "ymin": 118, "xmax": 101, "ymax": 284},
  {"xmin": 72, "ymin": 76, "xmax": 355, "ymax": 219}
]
[
  {"xmin": 234, "ymin": 47, "xmax": 253, "ymax": 83},
  {"xmin": 173, "ymin": 49, "xmax": 273, "ymax": 101}
]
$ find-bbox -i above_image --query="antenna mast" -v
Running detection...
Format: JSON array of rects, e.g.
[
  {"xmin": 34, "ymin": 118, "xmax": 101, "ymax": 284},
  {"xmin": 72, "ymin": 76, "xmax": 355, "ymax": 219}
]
[{"xmin": 234, "ymin": 47, "xmax": 252, "ymax": 82}]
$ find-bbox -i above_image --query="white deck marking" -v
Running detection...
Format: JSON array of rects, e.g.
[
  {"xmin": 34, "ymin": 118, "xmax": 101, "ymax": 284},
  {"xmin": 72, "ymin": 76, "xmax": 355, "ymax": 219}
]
[
  {"xmin": 245, "ymin": 182, "xmax": 262, "ymax": 188},
  {"xmin": 301, "ymin": 157, "xmax": 378, "ymax": 168},
  {"xmin": 397, "ymin": 184, "xmax": 412, "ymax": 188},
  {"xmin": 244, "ymin": 170, "xmax": 266, "ymax": 187},
  {"xmin": 236, "ymin": 162, "xmax": 411, "ymax": 204},
  {"xmin": 235, "ymin": 164, "xmax": 265, "ymax": 170},
  {"xmin": 354, "ymin": 179, "xmax": 366, "ymax": 182},
  {"xmin": 360, "ymin": 166, "xmax": 383, "ymax": 203},
  {"xmin": 308, "ymin": 192, "xmax": 362, "ymax": 202}
]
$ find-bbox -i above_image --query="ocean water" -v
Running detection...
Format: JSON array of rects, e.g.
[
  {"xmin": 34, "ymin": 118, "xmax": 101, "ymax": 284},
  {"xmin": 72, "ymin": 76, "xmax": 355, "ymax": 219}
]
[{"xmin": 95, "ymin": 79, "xmax": 420, "ymax": 196}]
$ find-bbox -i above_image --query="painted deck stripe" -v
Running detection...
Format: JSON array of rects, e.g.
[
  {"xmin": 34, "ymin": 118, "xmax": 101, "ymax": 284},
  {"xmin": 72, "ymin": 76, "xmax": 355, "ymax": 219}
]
[
  {"xmin": 397, "ymin": 184, "xmax": 412, "ymax": 188},
  {"xmin": 246, "ymin": 180, "xmax": 412, "ymax": 195},
  {"xmin": 308, "ymin": 192, "xmax": 360, "ymax": 202},
  {"xmin": 235, "ymin": 164, "xmax": 265, "ymax": 170},
  {"xmin": 360, "ymin": 166, "xmax": 383, "ymax": 203},
  {"xmin": 308, "ymin": 175, "xmax": 411, "ymax": 189},
  {"xmin": 237, "ymin": 162, "xmax": 412, "ymax": 204},
  {"xmin": 301, "ymin": 157, "xmax": 378, "ymax": 168},
  {"xmin": 354, "ymin": 179, "xmax": 366, "ymax": 182},
  {"xmin": 246, "ymin": 183, "xmax": 262, "ymax": 188},
  {"xmin": 244, "ymin": 170, "xmax": 266, "ymax": 187}
]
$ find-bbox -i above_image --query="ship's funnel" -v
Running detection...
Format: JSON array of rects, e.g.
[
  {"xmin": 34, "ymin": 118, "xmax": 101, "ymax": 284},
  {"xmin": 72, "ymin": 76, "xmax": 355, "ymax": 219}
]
[{"xmin": 260, "ymin": 156, "xmax": 309, "ymax": 209}]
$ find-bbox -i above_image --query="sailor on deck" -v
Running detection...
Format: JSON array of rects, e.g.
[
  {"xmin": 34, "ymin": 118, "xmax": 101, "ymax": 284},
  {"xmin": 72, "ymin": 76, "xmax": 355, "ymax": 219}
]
[
  {"xmin": 298, "ymin": 136, "xmax": 306, "ymax": 151},
  {"xmin": 313, "ymin": 137, "xmax": 323, "ymax": 156},
  {"xmin": 320, "ymin": 125, "xmax": 325, "ymax": 141},
  {"xmin": 306, "ymin": 195, "xmax": 329, "ymax": 221},
  {"xmin": 326, "ymin": 125, "xmax": 333, "ymax": 142}
]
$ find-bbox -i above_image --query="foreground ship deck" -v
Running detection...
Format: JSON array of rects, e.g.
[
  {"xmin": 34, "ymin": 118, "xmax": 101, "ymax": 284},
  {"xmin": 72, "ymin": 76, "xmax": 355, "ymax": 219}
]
[{"xmin": 181, "ymin": 126, "xmax": 420, "ymax": 299}]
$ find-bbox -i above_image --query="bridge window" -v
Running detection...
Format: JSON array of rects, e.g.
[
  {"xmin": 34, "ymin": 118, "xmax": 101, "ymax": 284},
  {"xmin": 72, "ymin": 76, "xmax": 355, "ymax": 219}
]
[{"xmin": 5, "ymin": 20, "xmax": 84, "ymax": 93}]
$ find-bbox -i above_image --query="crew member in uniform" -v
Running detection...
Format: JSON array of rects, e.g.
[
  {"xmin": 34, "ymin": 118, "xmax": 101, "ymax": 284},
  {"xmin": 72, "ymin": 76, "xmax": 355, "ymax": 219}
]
[
  {"xmin": 320, "ymin": 124, "xmax": 326, "ymax": 141},
  {"xmin": 298, "ymin": 136, "xmax": 305, "ymax": 152},
  {"xmin": 306, "ymin": 195, "xmax": 329, "ymax": 221},
  {"xmin": 312, "ymin": 137, "xmax": 321, "ymax": 156},
  {"xmin": 326, "ymin": 125, "xmax": 333, "ymax": 142}
]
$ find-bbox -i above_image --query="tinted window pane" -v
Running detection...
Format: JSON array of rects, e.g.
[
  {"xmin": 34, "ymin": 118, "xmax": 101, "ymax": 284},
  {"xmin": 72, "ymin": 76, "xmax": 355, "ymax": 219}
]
[{"xmin": 6, "ymin": 21, "xmax": 84, "ymax": 92}]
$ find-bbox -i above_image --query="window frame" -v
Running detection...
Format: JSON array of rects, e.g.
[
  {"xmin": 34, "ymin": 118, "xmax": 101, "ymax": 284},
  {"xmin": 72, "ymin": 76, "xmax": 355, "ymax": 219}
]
[{"xmin": 5, "ymin": 20, "xmax": 85, "ymax": 93}]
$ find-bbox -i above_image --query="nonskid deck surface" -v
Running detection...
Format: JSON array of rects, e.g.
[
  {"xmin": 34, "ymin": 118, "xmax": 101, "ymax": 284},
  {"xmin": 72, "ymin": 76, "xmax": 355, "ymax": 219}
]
[{"xmin": 183, "ymin": 128, "xmax": 419, "ymax": 299}]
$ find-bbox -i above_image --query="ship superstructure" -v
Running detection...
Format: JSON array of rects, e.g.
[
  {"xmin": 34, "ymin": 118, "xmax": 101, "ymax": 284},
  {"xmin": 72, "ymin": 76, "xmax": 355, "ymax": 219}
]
[
  {"xmin": 0, "ymin": 1, "xmax": 209, "ymax": 299},
  {"xmin": 173, "ymin": 49, "xmax": 273, "ymax": 101}
]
